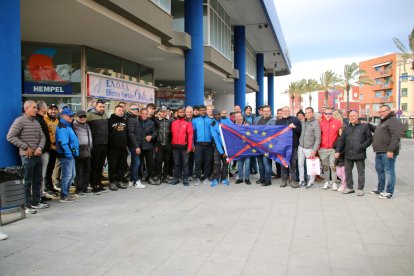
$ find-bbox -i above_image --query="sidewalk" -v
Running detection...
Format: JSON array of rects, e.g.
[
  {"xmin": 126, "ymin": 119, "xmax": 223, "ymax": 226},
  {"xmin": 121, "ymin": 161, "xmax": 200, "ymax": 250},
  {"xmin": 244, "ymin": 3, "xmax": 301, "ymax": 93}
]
[{"xmin": 1, "ymin": 143, "xmax": 414, "ymax": 276}]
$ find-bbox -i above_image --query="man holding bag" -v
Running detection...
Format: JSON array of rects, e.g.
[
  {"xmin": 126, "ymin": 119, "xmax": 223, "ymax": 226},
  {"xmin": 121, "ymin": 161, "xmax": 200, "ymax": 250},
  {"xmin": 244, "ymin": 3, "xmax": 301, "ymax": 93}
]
[{"xmin": 297, "ymin": 107, "xmax": 321, "ymax": 189}]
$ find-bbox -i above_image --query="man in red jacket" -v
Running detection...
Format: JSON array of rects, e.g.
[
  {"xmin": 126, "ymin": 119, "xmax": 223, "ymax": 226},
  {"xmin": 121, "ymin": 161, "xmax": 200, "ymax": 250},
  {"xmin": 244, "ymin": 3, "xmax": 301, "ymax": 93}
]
[
  {"xmin": 319, "ymin": 107, "xmax": 342, "ymax": 191},
  {"xmin": 171, "ymin": 107, "xmax": 194, "ymax": 186}
]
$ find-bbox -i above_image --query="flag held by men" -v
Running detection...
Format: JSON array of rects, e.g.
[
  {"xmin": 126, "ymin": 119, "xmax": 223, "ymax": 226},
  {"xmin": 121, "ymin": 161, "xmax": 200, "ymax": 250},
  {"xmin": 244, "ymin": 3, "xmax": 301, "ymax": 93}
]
[{"xmin": 219, "ymin": 124, "xmax": 292, "ymax": 167}]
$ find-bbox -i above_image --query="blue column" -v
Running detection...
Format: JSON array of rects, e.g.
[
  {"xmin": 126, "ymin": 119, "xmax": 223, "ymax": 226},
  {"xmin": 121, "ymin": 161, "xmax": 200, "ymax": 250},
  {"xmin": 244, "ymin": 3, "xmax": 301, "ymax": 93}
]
[
  {"xmin": 185, "ymin": 0, "xmax": 204, "ymax": 106},
  {"xmin": 268, "ymin": 73, "xmax": 274, "ymax": 115},
  {"xmin": 0, "ymin": 1, "xmax": 21, "ymax": 167},
  {"xmin": 256, "ymin": 53, "xmax": 264, "ymax": 114},
  {"xmin": 234, "ymin": 26, "xmax": 246, "ymax": 108}
]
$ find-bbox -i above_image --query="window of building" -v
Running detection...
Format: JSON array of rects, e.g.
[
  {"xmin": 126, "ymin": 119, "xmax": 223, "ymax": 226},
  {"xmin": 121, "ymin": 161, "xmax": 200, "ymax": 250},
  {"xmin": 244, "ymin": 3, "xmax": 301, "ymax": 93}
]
[
  {"xmin": 402, "ymin": 88, "xmax": 408, "ymax": 97},
  {"xmin": 385, "ymin": 89, "xmax": 392, "ymax": 96},
  {"xmin": 151, "ymin": 0, "xmax": 171, "ymax": 14},
  {"xmin": 245, "ymin": 41, "xmax": 256, "ymax": 80},
  {"xmin": 375, "ymin": 79, "xmax": 382, "ymax": 85},
  {"xmin": 359, "ymin": 94, "xmax": 364, "ymax": 100},
  {"xmin": 87, "ymin": 48, "xmax": 122, "ymax": 78},
  {"xmin": 402, "ymin": 72, "xmax": 408, "ymax": 81},
  {"xmin": 375, "ymin": 92, "xmax": 382, "ymax": 98},
  {"xmin": 208, "ymin": 0, "xmax": 231, "ymax": 59},
  {"xmin": 22, "ymin": 43, "xmax": 81, "ymax": 95},
  {"xmin": 402, "ymin": 103, "xmax": 408, "ymax": 111},
  {"xmin": 374, "ymin": 66, "xmax": 382, "ymax": 72}
]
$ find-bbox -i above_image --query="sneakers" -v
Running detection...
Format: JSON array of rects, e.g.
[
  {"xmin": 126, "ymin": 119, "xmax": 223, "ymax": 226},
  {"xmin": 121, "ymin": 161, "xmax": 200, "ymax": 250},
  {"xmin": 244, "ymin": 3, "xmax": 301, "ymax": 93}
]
[
  {"xmin": 202, "ymin": 179, "xmax": 210, "ymax": 185},
  {"xmin": 342, "ymin": 188, "xmax": 355, "ymax": 194},
  {"xmin": 134, "ymin": 180, "xmax": 146, "ymax": 189},
  {"xmin": 290, "ymin": 181, "xmax": 299, "ymax": 188},
  {"xmin": 92, "ymin": 188, "xmax": 101, "ymax": 195},
  {"xmin": 222, "ymin": 179, "xmax": 230, "ymax": 186},
  {"xmin": 262, "ymin": 181, "xmax": 271, "ymax": 186},
  {"xmin": 99, "ymin": 186, "xmax": 108, "ymax": 193},
  {"xmin": 129, "ymin": 181, "xmax": 135, "ymax": 187},
  {"xmin": 256, "ymin": 179, "xmax": 264, "ymax": 184},
  {"xmin": 116, "ymin": 182, "xmax": 128, "ymax": 189},
  {"xmin": 0, "ymin": 230, "xmax": 8, "ymax": 240},
  {"xmin": 332, "ymin": 183, "xmax": 338, "ymax": 191},
  {"xmin": 59, "ymin": 197, "xmax": 75, "ymax": 203},
  {"xmin": 371, "ymin": 190, "xmax": 381, "ymax": 195},
  {"xmin": 322, "ymin": 182, "xmax": 330, "ymax": 190},
  {"xmin": 76, "ymin": 192, "xmax": 86, "ymax": 198},
  {"xmin": 337, "ymin": 185, "xmax": 346, "ymax": 192},
  {"xmin": 298, "ymin": 180, "xmax": 306, "ymax": 187},
  {"xmin": 306, "ymin": 182, "xmax": 314, "ymax": 189},
  {"xmin": 210, "ymin": 179, "xmax": 218, "ymax": 187},
  {"xmin": 183, "ymin": 180, "xmax": 189, "ymax": 186},
  {"xmin": 356, "ymin": 190, "xmax": 364, "ymax": 196},
  {"xmin": 194, "ymin": 178, "xmax": 201, "ymax": 186},
  {"xmin": 235, "ymin": 179, "xmax": 243, "ymax": 184},
  {"xmin": 379, "ymin": 192, "xmax": 393, "ymax": 199},
  {"xmin": 245, "ymin": 179, "xmax": 251, "ymax": 185},
  {"xmin": 109, "ymin": 182, "xmax": 118, "ymax": 191},
  {"xmin": 31, "ymin": 203, "xmax": 49, "ymax": 209},
  {"xmin": 280, "ymin": 180, "xmax": 288, "ymax": 188},
  {"xmin": 171, "ymin": 179, "xmax": 179, "ymax": 185},
  {"xmin": 25, "ymin": 207, "xmax": 37, "ymax": 214}
]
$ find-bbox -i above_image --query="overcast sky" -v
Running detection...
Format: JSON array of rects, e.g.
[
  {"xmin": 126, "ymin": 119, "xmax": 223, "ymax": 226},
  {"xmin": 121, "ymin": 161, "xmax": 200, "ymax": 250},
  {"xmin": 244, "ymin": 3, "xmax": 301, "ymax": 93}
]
[{"xmin": 264, "ymin": 0, "xmax": 414, "ymax": 106}]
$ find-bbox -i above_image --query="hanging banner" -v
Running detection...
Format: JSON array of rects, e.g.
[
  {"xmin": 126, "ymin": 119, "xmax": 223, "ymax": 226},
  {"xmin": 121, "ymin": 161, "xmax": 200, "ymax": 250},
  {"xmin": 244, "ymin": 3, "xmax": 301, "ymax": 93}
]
[{"xmin": 87, "ymin": 72, "xmax": 155, "ymax": 104}]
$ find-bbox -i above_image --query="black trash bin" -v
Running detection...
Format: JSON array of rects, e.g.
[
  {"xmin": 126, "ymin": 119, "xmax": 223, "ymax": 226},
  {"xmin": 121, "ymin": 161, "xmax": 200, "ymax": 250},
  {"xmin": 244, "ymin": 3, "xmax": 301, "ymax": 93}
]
[{"xmin": 0, "ymin": 167, "xmax": 26, "ymax": 225}]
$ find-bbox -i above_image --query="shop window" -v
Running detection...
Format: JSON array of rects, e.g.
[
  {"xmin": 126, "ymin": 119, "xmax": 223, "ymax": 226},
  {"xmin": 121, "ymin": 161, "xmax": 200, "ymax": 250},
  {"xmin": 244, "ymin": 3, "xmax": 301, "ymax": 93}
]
[
  {"xmin": 122, "ymin": 60, "xmax": 139, "ymax": 82},
  {"xmin": 139, "ymin": 65, "xmax": 154, "ymax": 86},
  {"xmin": 22, "ymin": 43, "xmax": 81, "ymax": 95},
  {"xmin": 87, "ymin": 48, "xmax": 122, "ymax": 78}
]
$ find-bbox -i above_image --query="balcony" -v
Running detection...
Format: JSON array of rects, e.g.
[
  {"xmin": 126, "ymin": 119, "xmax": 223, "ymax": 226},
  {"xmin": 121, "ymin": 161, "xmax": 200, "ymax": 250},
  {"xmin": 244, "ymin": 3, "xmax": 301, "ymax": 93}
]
[
  {"xmin": 372, "ymin": 83, "xmax": 393, "ymax": 91},
  {"xmin": 374, "ymin": 70, "xmax": 392, "ymax": 79}
]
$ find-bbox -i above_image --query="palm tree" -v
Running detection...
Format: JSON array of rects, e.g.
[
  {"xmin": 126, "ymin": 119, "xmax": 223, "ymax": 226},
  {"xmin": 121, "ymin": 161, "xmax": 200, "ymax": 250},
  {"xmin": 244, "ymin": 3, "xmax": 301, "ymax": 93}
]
[
  {"xmin": 285, "ymin": 81, "xmax": 301, "ymax": 115},
  {"xmin": 319, "ymin": 70, "xmax": 341, "ymax": 109},
  {"xmin": 341, "ymin": 62, "xmax": 372, "ymax": 115},
  {"xmin": 302, "ymin": 78, "xmax": 320, "ymax": 107},
  {"xmin": 393, "ymin": 30, "xmax": 414, "ymax": 70}
]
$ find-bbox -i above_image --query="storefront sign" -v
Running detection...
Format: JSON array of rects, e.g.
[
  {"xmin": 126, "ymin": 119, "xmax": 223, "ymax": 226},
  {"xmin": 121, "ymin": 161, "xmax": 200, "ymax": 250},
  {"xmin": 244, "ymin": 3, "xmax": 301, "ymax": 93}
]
[
  {"xmin": 87, "ymin": 72, "xmax": 155, "ymax": 104},
  {"xmin": 155, "ymin": 90, "xmax": 185, "ymax": 109},
  {"xmin": 24, "ymin": 82, "xmax": 73, "ymax": 94}
]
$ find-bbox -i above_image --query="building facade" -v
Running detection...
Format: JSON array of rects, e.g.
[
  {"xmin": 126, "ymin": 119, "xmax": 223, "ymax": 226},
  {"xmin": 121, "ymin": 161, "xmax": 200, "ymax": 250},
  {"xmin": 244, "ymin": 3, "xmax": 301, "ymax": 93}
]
[{"xmin": 1, "ymin": 0, "xmax": 291, "ymax": 167}]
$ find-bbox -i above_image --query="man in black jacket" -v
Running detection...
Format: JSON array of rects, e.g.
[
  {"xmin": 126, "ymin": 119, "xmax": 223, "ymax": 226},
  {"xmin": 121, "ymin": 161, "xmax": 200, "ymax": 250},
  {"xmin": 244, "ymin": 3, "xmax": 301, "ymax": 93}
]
[
  {"xmin": 275, "ymin": 106, "xmax": 302, "ymax": 188},
  {"xmin": 154, "ymin": 106, "xmax": 172, "ymax": 184},
  {"xmin": 107, "ymin": 106, "xmax": 128, "ymax": 191},
  {"xmin": 370, "ymin": 105, "xmax": 402, "ymax": 199},
  {"xmin": 127, "ymin": 105, "xmax": 145, "ymax": 189},
  {"xmin": 139, "ymin": 107, "xmax": 157, "ymax": 184},
  {"xmin": 335, "ymin": 110, "xmax": 372, "ymax": 196}
]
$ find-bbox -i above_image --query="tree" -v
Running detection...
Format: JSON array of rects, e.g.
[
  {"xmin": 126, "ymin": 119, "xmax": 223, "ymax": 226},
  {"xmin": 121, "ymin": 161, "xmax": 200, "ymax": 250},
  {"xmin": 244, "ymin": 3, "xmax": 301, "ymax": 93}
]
[
  {"xmin": 319, "ymin": 70, "xmax": 341, "ymax": 109},
  {"xmin": 393, "ymin": 30, "xmax": 414, "ymax": 70},
  {"xmin": 302, "ymin": 78, "xmax": 320, "ymax": 107},
  {"xmin": 285, "ymin": 81, "xmax": 302, "ymax": 115},
  {"xmin": 341, "ymin": 62, "xmax": 372, "ymax": 115}
]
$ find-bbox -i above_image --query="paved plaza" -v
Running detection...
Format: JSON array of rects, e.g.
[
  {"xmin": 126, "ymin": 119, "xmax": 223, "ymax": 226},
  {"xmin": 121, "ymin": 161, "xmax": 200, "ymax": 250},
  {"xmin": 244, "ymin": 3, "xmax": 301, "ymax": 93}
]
[{"xmin": 1, "ymin": 140, "xmax": 414, "ymax": 276}]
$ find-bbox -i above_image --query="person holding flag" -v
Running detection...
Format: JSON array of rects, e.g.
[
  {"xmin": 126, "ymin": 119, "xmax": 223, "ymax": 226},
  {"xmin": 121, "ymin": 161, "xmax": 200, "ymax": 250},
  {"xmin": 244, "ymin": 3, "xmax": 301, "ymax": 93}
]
[{"xmin": 210, "ymin": 109, "xmax": 233, "ymax": 187}]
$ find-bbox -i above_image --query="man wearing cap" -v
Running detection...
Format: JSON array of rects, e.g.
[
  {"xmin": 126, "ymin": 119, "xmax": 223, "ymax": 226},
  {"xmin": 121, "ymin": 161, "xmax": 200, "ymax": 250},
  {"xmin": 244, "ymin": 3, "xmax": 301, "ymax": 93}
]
[
  {"xmin": 154, "ymin": 106, "xmax": 172, "ymax": 184},
  {"xmin": 44, "ymin": 103, "xmax": 60, "ymax": 196},
  {"xmin": 127, "ymin": 105, "xmax": 145, "ymax": 188},
  {"xmin": 192, "ymin": 104, "xmax": 214, "ymax": 185},
  {"xmin": 210, "ymin": 109, "xmax": 233, "ymax": 187},
  {"xmin": 7, "ymin": 100, "xmax": 46, "ymax": 214},
  {"xmin": 87, "ymin": 100, "xmax": 109, "ymax": 194},
  {"xmin": 56, "ymin": 107, "xmax": 79, "ymax": 202},
  {"xmin": 73, "ymin": 110, "xmax": 93, "ymax": 196}
]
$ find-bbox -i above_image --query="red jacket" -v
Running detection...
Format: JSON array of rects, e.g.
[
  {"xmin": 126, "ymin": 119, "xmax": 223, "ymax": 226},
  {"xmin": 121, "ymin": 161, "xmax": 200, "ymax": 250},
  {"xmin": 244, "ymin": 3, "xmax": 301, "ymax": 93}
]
[
  {"xmin": 171, "ymin": 117, "xmax": 193, "ymax": 152},
  {"xmin": 319, "ymin": 117, "xmax": 342, "ymax": 149}
]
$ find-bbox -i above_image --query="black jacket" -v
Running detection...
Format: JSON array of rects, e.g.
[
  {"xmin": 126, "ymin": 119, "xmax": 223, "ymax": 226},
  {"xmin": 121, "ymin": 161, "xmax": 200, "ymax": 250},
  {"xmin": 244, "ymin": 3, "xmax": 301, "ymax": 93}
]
[
  {"xmin": 336, "ymin": 121, "xmax": 372, "ymax": 160},
  {"xmin": 154, "ymin": 117, "xmax": 172, "ymax": 147},
  {"xmin": 275, "ymin": 116, "xmax": 302, "ymax": 148},
  {"xmin": 108, "ymin": 114, "xmax": 127, "ymax": 148},
  {"xmin": 372, "ymin": 112, "xmax": 402, "ymax": 155},
  {"xmin": 127, "ymin": 114, "xmax": 143, "ymax": 149},
  {"xmin": 86, "ymin": 109, "xmax": 108, "ymax": 145},
  {"xmin": 35, "ymin": 113, "xmax": 51, "ymax": 153},
  {"xmin": 139, "ymin": 118, "xmax": 156, "ymax": 150}
]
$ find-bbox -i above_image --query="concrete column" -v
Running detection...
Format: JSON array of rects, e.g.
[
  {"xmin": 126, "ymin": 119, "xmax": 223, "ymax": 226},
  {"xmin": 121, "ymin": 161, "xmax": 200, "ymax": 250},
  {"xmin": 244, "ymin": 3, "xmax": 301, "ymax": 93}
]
[
  {"xmin": 184, "ymin": 0, "xmax": 204, "ymax": 106},
  {"xmin": 234, "ymin": 26, "xmax": 246, "ymax": 108},
  {"xmin": 268, "ymin": 73, "xmax": 274, "ymax": 115},
  {"xmin": 0, "ymin": 1, "xmax": 21, "ymax": 167},
  {"xmin": 256, "ymin": 53, "xmax": 264, "ymax": 114}
]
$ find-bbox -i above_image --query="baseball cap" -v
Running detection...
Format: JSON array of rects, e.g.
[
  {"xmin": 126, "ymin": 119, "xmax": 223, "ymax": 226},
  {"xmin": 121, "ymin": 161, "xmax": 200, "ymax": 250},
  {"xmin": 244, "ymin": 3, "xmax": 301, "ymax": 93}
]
[
  {"xmin": 49, "ymin": 104, "xmax": 58, "ymax": 110},
  {"xmin": 199, "ymin": 104, "xmax": 207, "ymax": 109},
  {"xmin": 61, "ymin": 108, "xmax": 75, "ymax": 117},
  {"xmin": 193, "ymin": 105, "xmax": 199, "ymax": 110},
  {"xmin": 76, "ymin": 110, "xmax": 87, "ymax": 117},
  {"xmin": 160, "ymin": 106, "xmax": 167, "ymax": 111}
]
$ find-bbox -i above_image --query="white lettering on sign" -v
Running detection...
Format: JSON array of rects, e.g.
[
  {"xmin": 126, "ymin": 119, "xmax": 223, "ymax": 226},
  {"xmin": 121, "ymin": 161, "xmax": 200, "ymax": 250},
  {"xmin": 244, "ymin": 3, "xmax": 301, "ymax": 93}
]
[{"xmin": 33, "ymin": 86, "xmax": 64, "ymax": 92}]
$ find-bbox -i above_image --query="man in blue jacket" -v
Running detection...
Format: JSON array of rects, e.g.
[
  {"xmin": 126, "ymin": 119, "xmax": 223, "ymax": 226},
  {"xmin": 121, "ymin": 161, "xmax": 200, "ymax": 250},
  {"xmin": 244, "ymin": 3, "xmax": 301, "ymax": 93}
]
[
  {"xmin": 192, "ymin": 105, "xmax": 213, "ymax": 185},
  {"xmin": 56, "ymin": 108, "xmax": 79, "ymax": 202},
  {"xmin": 210, "ymin": 109, "xmax": 232, "ymax": 187}
]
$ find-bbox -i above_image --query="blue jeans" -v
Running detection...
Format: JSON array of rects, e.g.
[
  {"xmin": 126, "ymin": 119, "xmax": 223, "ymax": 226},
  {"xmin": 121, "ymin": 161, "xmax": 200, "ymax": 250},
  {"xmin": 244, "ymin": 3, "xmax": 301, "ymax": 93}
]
[
  {"xmin": 173, "ymin": 148, "xmax": 189, "ymax": 180},
  {"xmin": 250, "ymin": 156, "xmax": 258, "ymax": 174},
  {"xmin": 257, "ymin": 155, "xmax": 272, "ymax": 182},
  {"xmin": 59, "ymin": 157, "xmax": 76, "ymax": 199},
  {"xmin": 237, "ymin": 158, "xmax": 250, "ymax": 180},
  {"xmin": 21, "ymin": 156, "xmax": 42, "ymax": 207},
  {"xmin": 375, "ymin": 153, "xmax": 396, "ymax": 194},
  {"xmin": 129, "ymin": 147, "xmax": 141, "ymax": 183}
]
